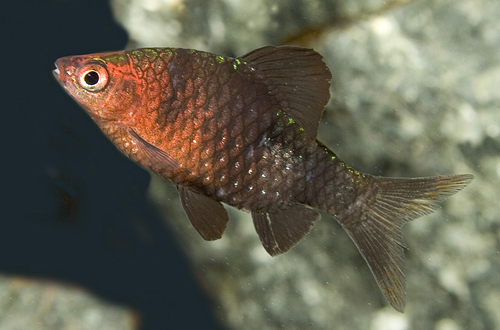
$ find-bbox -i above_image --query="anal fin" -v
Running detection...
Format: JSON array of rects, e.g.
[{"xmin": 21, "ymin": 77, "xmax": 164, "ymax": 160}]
[
  {"xmin": 252, "ymin": 204, "xmax": 320, "ymax": 256},
  {"xmin": 179, "ymin": 186, "xmax": 229, "ymax": 241}
]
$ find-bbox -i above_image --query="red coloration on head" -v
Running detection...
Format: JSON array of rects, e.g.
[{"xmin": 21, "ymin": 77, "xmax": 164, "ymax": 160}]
[{"xmin": 53, "ymin": 51, "xmax": 141, "ymax": 125}]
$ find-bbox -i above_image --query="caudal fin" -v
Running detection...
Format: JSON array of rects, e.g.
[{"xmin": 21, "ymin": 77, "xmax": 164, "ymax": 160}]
[{"xmin": 339, "ymin": 174, "xmax": 473, "ymax": 312}]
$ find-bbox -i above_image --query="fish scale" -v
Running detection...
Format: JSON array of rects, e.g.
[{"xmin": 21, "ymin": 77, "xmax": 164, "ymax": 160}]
[{"xmin": 54, "ymin": 45, "xmax": 473, "ymax": 312}]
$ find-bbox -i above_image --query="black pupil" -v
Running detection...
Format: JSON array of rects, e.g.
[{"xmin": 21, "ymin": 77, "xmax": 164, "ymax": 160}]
[{"xmin": 84, "ymin": 71, "xmax": 100, "ymax": 86}]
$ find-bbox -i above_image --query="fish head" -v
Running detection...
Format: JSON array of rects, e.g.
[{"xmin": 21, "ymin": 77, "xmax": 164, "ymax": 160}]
[{"xmin": 53, "ymin": 51, "xmax": 138, "ymax": 123}]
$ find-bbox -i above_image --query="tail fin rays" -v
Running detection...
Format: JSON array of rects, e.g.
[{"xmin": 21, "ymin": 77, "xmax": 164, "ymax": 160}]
[{"xmin": 340, "ymin": 174, "xmax": 473, "ymax": 312}]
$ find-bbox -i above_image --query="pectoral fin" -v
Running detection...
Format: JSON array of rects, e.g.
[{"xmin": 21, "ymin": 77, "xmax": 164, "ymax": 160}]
[
  {"xmin": 128, "ymin": 128, "xmax": 178, "ymax": 172},
  {"xmin": 252, "ymin": 204, "xmax": 320, "ymax": 256},
  {"xmin": 179, "ymin": 186, "xmax": 229, "ymax": 241}
]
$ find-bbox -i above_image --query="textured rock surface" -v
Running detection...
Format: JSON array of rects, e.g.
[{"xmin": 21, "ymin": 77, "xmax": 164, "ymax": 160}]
[
  {"xmin": 111, "ymin": 0, "xmax": 395, "ymax": 54},
  {"xmin": 0, "ymin": 276, "xmax": 135, "ymax": 330},
  {"xmin": 111, "ymin": 0, "xmax": 499, "ymax": 329}
]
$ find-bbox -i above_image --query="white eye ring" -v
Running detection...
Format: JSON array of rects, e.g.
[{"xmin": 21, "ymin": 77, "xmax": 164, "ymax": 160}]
[{"xmin": 77, "ymin": 62, "xmax": 109, "ymax": 92}]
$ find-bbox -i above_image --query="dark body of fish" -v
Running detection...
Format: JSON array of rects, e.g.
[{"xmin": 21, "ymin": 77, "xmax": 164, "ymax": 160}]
[{"xmin": 53, "ymin": 46, "xmax": 473, "ymax": 312}]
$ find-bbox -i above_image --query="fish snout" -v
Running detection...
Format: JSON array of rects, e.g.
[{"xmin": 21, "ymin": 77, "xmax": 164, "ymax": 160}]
[
  {"xmin": 53, "ymin": 57, "xmax": 77, "ymax": 86},
  {"xmin": 53, "ymin": 59, "xmax": 65, "ymax": 84}
]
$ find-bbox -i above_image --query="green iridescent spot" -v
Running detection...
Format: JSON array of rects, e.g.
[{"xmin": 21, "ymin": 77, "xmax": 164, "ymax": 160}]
[
  {"xmin": 131, "ymin": 50, "xmax": 143, "ymax": 58},
  {"xmin": 346, "ymin": 166, "xmax": 362, "ymax": 177},
  {"xmin": 103, "ymin": 54, "xmax": 127, "ymax": 64},
  {"xmin": 216, "ymin": 55, "xmax": 225, "ymax": 64},
  {"xmin": 232, "ymin": 58, "xmax": 243, "ymax": 70},
  {"xmin": 162, "ymin": 49, "xmax": 174, "ymax": 57}
]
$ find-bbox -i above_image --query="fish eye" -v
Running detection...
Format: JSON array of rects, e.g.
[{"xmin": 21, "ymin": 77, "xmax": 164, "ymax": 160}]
[
  {"xmin": 77, "ymin": 62, "xmax": 109, "ymax": 92},
  {"xmin": 84, "ymin": 71, "xmax": 99, "ymax": 85}
]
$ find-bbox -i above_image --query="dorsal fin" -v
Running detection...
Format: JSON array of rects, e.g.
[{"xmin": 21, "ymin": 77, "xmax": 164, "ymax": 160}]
[{"xmin": 240, "ymin": 45, "xmax": 332, "ymax": 139}]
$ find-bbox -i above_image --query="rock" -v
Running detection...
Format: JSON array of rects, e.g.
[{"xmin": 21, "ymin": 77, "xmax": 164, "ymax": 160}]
[
  {"xmin": 111, "ymin": 0, "xmax": 392, "ymax": 54},
  {"xmin": 0, "ymin": 276, "xmax": 135, "ymax": 330},
  {"xmin": 111, "ymin": 0, "xmax": 499, "ymax": 329}
]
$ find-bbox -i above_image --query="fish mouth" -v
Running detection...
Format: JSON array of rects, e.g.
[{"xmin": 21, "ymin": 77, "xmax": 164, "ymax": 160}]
[{"xmin": 53, "ymin": 59, "xmax": 65, "ymax": 84}]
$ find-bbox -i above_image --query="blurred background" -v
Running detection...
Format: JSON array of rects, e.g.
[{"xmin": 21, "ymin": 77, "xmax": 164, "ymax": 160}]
[{"xmin": 3, "ymin": 0, "xmax": 499, "ymax": 329}]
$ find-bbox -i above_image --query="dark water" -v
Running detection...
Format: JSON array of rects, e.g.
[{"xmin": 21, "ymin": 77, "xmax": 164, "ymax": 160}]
[{"xmin": 4, "ymin": 1, "xmax": 223, "ymax": 329}]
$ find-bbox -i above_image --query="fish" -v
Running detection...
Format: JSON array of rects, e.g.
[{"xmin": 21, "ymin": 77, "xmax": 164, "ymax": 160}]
[{"xmin": 53, "ymin": 45, "xmax": 473, "ymax": 312}]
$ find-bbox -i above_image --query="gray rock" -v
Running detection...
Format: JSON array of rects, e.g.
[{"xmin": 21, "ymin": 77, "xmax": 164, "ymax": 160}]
[
  {"xmin": 0, "ymin": 276, "xmax": 135, "ymax": 330},
  {"xmin": 112, "ymin": 0, "xmax": 499, "ymax": 329},
  {"xmin": 111, "ymin": 0, "xmax": 391, "ymax": 54}
]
